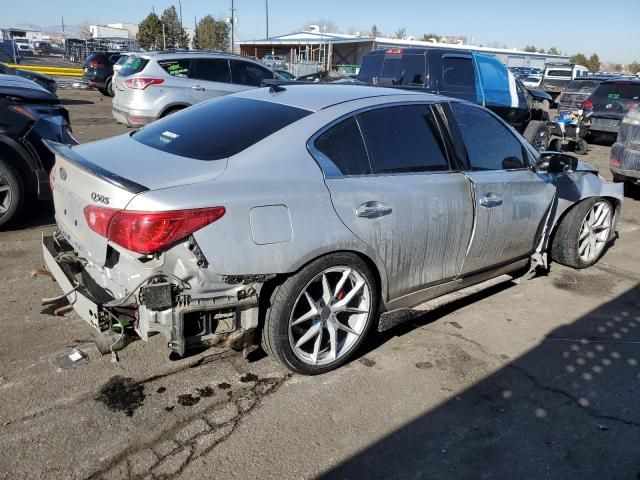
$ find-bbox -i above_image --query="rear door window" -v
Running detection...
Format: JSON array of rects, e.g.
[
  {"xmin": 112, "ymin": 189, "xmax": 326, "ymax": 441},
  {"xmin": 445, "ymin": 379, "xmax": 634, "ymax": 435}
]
[
  {"xmin": 191, "ymin": 58, "xmax": 232, "ymax": 83},
  {"xmin": 314, "ymin": 117, "xmax": 371, "ymax": 176},
  {"xmin": 357, "ymin": 104, "xmax": 450, "ymax": 174},
  {"xmin": 132, "ymin": 97, "xmax": 310, "ymax": 160},
  {"xmin": 231, "ymin": 61, "xmax": 274, "ymax": 86},
  {"xmin": 442, "ymin": 56, "xmax": 475, "ymax": 89},
  {"xmin": 157, "ymin": 58, "xmax": 191, "ymax": 78},
  {"xmin": 450, "ymin": 102, "xmax": 525, "ymax": 171}
]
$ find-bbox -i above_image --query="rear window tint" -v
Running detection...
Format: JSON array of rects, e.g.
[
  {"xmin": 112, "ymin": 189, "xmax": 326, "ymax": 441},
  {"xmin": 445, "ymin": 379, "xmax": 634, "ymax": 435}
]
[
  {"xmin": 592, "ymin": 83, "xmax": 640, "ymax": 101},
  {"xmin": 120, "ymin": 57, "xmax": 149, "ymax": 77},
  {"xmin": 358, "ymin": 54, "xmax": 384, "ymax": 83},
  {"xmin": 565, "ymin": 80, "xmax": 600, "ymax": 92},
  {"xmin": 132, "ymin": 97, "xmax": 311, "ymax": 160},
  {"xmin": 158, "ymin": 58, "xmax": 190, "ymax": 77},
  {"xmin": 442, "ymin": 56, "xmax": 475, "ymax": 89},
  {"xmin": 546, "ymin": 70, "xmax": 572, "ymax": 77},
  {"xmin": 315, "ymin": 117, "xmax": 371, "ymax": 175}
]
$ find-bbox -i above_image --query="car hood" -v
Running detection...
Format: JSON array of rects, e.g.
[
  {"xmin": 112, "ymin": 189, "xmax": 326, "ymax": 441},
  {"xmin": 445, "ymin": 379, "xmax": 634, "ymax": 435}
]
[
  {"xmin": 527, "ymin": 88, "xmax": 553, "ymax": 101},
  {"xmin": 70, "ymin": 133, "xmax": 229, "ymax": 191},
  {"xmin": 0, "ymin": 73, "xmax": 57, "ymax": 102},
  {"xmin": 17, "ymin": 68, "xmax": 53, "ymax": 82}
]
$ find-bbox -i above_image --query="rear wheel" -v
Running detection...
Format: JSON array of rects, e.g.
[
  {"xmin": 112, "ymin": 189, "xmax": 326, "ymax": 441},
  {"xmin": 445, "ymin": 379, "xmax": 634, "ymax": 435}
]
[
  {"xmin": 575, "ymin": 138, "xmax": 589, "ymax": 155},
  {"xmin": 261, "ymin": 253, "xmax": 378, "ymax": 375},
  {"xmin": 105, "ymin": 79, "xmax": 114, "ymax": 97},
  {"xmin": 0, "ymin": 159, "xmax": 25, "ymax": 228},
  {"xmin": 523, "ymin": 120, "xmax": 550, "ymax": 152},
  {"xmin": 551, "ymin": 198, "xmax": 613, "ymax": 268}
]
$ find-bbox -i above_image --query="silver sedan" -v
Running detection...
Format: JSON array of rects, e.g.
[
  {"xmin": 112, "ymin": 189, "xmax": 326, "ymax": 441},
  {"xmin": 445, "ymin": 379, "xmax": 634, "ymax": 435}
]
[{"xmin": 42, "ymin": 85, "xmax": 622, "ymax": 374}]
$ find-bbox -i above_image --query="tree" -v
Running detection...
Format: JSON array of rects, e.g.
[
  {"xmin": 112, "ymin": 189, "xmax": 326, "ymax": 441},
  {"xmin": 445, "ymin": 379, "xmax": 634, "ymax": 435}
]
[
  {"xmin": 569, "ymin": 53, "xmax": 588, "ymax": 66},
  {"xmin": 160, "ymin": 5, "xmax": 189, "ymax": 48},
  {"xmin": 613, "ymin": 64, "xmax": 623, "ymax": 72},
  {"xmin": 193, "ymin": 15, "xmax": 230, "ymax": 51},
  {"xmin": 628, "ymin": 61, "xmax": 640, "ymax": 75},
  {"xmin": 370, "ymin": 24, "xmax": 380, "ymax": 38},
  {"xmin": 547, "ymin": 47, "xmax": 561, "ymax": 55},
  {"xmin": 422, "ymin": 33, "xmax": 440, "ymax": 42},
  {"xmin": 394, "ymin": 27, "xmax": 406, "ymax": 39},
  {"xmin": 587, "ymin": 53, "xmax": 600, "ymax": 72},
  {"xmin": 523, "ymin": 45, "xmax": 537, "ymax": 52},
  {"xmin": 137, "ymin": 12, "xmax": 163, "ymax": 50},
  {"xmin": 78, "ymin": 20, "xmax": 93, "ymax": 40},
  {"xmin": 537, "ymin": 48, "xmax": 545, "ymax": 54}
]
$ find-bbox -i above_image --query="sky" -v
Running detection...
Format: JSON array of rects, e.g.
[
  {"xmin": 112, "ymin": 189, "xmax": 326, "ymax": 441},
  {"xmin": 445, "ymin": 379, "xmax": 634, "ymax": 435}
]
[{"xmin": 5, "ymin": 0, "xmax": 640, "ymax": 63}]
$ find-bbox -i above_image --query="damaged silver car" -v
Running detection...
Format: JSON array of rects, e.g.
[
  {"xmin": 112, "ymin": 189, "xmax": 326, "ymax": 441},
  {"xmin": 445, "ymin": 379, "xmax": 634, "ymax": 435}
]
[{"xmin": 40, "ymin": 85, "xmax": 623, "ymax": 375}]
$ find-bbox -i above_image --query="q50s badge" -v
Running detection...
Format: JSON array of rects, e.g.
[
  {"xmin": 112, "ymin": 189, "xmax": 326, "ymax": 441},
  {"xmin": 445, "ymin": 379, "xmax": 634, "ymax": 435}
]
[{"xmin": 91, "ymin": 192, "xmax": 110, "ymax": 205}]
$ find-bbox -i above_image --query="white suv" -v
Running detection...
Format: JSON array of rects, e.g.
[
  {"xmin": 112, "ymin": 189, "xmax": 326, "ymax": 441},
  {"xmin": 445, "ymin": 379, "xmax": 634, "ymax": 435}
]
[{"xmin": 112, "ymin": 51, "xmax": 277, "ymax": 127}]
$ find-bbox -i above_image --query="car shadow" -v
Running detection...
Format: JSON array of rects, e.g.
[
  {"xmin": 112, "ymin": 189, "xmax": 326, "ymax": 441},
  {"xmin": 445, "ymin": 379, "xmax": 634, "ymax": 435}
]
[
  {"xmin": 2, "ymin": 202, "xmax": 55, "ymax": 231},
  {"xmin": 59, "ymin": 98, "xmax": 95, "ymax": 106},
  {"xmin": 320, "ymin": 284, "xmax": 640, "ymax": 480}
]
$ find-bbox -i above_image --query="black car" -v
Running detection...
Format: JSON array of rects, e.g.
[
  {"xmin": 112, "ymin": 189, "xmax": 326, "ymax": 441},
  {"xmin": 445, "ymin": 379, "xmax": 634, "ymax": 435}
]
[
  {"xmin": 584, "ymin": 79, "xmax": 640, "ymax": 137},
  {"xmin": 0, "ymin": 62, "xmax": 57, "ymax": 94},
  {"xmin": 357, "ymin": 48, "xmax": 553, "ymax": 151},
  {"xmin": 82, "ymin": 51, "xmax": 123, "ymax": 97},
  {"xmin": 557, "ymin": 78, "xmax": 604, "ymax": 112},
  {"xmin": 0, "ymin": 74, "xmax": 76, "ymax": 227}
]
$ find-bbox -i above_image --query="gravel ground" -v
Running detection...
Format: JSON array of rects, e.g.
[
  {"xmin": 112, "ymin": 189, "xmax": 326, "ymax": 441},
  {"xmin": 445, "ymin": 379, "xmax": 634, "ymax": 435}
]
[{"xmin": 0, "ymin": 89, "xmax": 638, "ymax": 480}]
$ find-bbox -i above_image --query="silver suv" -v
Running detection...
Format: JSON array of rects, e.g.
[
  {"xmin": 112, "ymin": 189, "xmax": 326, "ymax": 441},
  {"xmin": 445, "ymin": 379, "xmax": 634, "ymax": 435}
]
[{"xmin": 112, "ymin": 51, "xmax": 277, "ymax": 126}]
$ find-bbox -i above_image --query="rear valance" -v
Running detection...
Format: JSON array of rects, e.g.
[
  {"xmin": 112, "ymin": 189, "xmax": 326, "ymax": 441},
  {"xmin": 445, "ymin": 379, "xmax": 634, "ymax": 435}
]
[{"xmin": 43, "ymin": 140, "xmax": 148, "ymax": 194}]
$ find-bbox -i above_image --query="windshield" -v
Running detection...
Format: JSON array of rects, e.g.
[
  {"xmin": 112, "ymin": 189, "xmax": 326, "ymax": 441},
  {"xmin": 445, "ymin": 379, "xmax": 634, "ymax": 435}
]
[
  {"xmin": 592, "ymin": 83, "xmax": 640, "ymax": 101},
  {"xmin": 119, "ymin": 56, "xmax": 149, "ymax": 77},
  {"xmin": 132, "ymin": 97, "xmax": 311, "ymax": 160},
  {"xmin": 546, "ymin": 69, "xmax": 572, "ymax": 77}
]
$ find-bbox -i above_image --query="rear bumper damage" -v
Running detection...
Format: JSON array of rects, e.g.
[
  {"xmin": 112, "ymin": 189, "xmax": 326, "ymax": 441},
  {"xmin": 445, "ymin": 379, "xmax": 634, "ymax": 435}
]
[{"xmin": 41, "ymin": 234, "xmax": 262, "ymax": 357}]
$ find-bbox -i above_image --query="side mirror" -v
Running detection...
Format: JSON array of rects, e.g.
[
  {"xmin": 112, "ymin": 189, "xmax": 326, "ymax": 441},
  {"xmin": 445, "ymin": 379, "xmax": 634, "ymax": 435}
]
[{"xmin": 537, "ymin": 152, "xmax": 579, "ymax": 173}]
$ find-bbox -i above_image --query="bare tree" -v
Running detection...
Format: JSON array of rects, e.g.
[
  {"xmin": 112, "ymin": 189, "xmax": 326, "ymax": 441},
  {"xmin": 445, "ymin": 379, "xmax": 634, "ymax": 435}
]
[{"xmin": 394, "ymin": 27, "xmax": 406, "ymax": 39}]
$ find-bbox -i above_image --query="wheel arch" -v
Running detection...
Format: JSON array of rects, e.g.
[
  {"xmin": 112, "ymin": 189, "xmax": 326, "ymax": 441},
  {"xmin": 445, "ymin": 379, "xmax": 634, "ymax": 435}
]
[{"xmin": 159, "ymin": 103, "xmax": 190, "ymax": 118}]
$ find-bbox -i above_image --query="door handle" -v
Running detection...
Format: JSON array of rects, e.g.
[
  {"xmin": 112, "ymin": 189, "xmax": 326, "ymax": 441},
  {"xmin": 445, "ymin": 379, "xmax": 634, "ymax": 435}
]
[
  {"xmin": 479, "ymin": 194, "xmax": 503, "ymax": 208},
  {"xmin": 191, "ymin": 85, "xmax": 205, "ymax": 91},
  {"xmin": 356, "ymin": 201, "xmax": 393, "ymax": 218}
]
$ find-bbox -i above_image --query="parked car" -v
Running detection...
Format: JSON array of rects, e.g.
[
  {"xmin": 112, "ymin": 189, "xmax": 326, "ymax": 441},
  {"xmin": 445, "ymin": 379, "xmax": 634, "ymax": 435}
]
[
  {"xmin": 0, "ymin": 74, "xmax": 75, "ymax": 227},
  {"xmin": 557, "ymin": 78, "xmax": 603, "ymax": 113},
  {"xmin": 0, "ymin": 41, "xmax": 20, "ymax": 63},
  {"xmin": 262, "ymin": 54, "xmax": 287, "ymax": 69},
  {"xmin": 610, "ymin": 107, "xmax": 640, "ymax": 184},
  {"xmin": 275, "ymin": 69, "xmax": 295, "ymax": 80},
  {"xmin": 112, "ymin": 51, "xmax": 277, "ymax": 127},
  {"xmin": 583, "ymin": 79, "xmax": 640, "ymax": 137},
  {"xmin": 522, "ymin": 75, "xmax": 542, "ymax": 88},
  {"xmin": 82, "ymin": 51, "xmax": 123, "ymax": 97},
  {"xmin": 541, "ymin": 63, "xmax": 589, "ymax": 102},
  {"xmin": 43, "ymin": 84, "xmax": 621, "ymax": 374},
  {"xmin": 357, "ymin": 48, "xmax": 553, "ymax": 151},
  {"xmin": 16, "ymin": 42, "xmax": 34, "ymax": 57},
  {"xmin": 0, "ymin": 62, "xmax": 57, "ymax": 94}
]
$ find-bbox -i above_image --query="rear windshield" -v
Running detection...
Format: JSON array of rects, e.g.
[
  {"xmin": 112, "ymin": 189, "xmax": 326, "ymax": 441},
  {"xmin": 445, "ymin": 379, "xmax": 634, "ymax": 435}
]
[
  {"xmin": 546, "ymin": 69, "xmax": 572, "ymax": 77},
  {"xmin": 120, "ymin": 56, "xmax": 149, "ymax": 77},
  {"xmin": 132, "ymin": 97, "xmax": 311, "ymax": 160},
  {"xmin": 592, "ymin": 83, "xmax": 640, "ymax": 101},
  {"xmin": 565, "ymin": 80, "xmax": 600, "ymax": 92}
]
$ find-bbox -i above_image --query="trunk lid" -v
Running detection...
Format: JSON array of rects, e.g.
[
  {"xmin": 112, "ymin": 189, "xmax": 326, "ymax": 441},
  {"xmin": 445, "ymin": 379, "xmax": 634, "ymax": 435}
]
[{"xmin": 46, "ymin": 136, "xmax": 228, "ymax": 266}]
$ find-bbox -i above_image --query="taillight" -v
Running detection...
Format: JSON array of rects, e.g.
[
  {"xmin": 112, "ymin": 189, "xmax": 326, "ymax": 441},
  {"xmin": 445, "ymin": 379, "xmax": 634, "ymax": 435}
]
[
  {"xmin": 580, "ymin": 99, "xmax": 593, "ymax": 109},
  {"xmin": 611, "ymin": 156, "xmax": 620, "ymax": 167},
  {"xmin": 88, "ymin": 60, "xmax": 104, "ymax": 68},
  {"xmin": 124, "ymin": 78, "xmax": 165, "ymax": 90},
  {"xmin": 84, "ymin": 206, "xmax": 225, "ymax": 254},
  {"xmin": 8, "ymin": 105, "xmax": 36, "ymax": 120},
  {"xmin": 386, "ymin": 48, "xmax": 403, "ymax": 55}
]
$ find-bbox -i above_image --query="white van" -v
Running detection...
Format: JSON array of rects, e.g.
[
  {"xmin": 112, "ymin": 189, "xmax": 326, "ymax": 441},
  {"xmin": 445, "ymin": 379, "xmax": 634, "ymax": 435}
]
[{"xmin": 541, "ymin": 63, "xmax": 589, "ymax": 102}]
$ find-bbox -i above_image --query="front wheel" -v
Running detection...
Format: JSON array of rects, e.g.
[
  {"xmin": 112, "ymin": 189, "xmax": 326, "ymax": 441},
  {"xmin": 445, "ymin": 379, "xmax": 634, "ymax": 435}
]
[
  {"xmin": 262, "ymin": 253, "xmax": 379, "ymax": 375},
  {"xmin": 0, "ymin": 159, "xmax": 25, "ymax": 228},
  {"xmin": 523, "ymin": 120, "xmax": 550, "ymax": 153},
  {"xmin": 551, "ymin": 198, "xmax": 613, "ymax": 268}
]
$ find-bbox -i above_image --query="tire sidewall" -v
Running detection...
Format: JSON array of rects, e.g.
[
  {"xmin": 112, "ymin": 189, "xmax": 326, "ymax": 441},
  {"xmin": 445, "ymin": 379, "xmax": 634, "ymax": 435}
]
[
  {"xmin": 0, "ymin": 159, "xmax": 24, "ymax": 228},
  {"xmin": 567, "ymin": 197, "xmax": 612, "ymax": 268},
  {"xmin": 267, "ymin": 253, "xmax": 379, "ymax": 375}
]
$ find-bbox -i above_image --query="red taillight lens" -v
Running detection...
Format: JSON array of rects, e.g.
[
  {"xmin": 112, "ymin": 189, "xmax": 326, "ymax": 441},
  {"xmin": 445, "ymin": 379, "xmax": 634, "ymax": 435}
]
[
  {"xmin": 88, "ymin": 60, "xmax": 104, "ymax": 68},
  {"xmin": 124, "ymin": 77, "xmax": 165, "ymax": 90},
  {"xmin": 580, "ymin": 99, "xmax": 593, "ymax": 109},
  {"xmin": 610, "ymin": 155, "xmax": 620, "ymax": 167},
  {"xmin": 84, "ymin": 206, "xmax": 225, "ymax": 254},
  {"xmin": 386, "ymin": 48, "xmax": 403, "ymax": 55},
  {"xmin": 84, "ymin": 206, "xmax": 118, "ymax": 237}
]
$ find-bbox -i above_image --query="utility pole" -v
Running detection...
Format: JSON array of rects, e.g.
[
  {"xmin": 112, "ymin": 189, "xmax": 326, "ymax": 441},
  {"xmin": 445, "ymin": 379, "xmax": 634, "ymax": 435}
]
[
  {"xmin": 179, "ymin": 0, "xmax": 183, "ymax": 30},
  {"xmin": 265, "ymin": 0, "xmax": 269, "ymax": 38},
  {"xmin": 61, "ymin": 16, "xmax": 65, "ymax": 33},
  {"xmin": 230, "ymin": 0, "xmax": 236, "ymax": 53}
]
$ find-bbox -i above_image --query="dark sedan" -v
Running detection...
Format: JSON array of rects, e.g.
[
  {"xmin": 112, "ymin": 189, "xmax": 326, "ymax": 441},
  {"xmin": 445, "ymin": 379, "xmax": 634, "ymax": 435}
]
[{"xmin": 584, "ymin": 79, "xmax": 640, "ymax": 137}]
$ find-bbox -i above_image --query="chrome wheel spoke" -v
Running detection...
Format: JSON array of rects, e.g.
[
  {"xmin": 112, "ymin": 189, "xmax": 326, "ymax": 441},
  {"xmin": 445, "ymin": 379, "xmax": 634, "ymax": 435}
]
[
  {"xmin": 291, "ymin": 306, "xmax": 318, "ymax": 326},
  {"xmin": 333, "ymin": 269, "xmax": 351, "ymax": 298},
  {"xmin": 327, "ymin": 323, "xmax": 338, "ymax": 361},
  {"xmin": 333, "ymin": 280, "xmax": 365, "ymax": 310},
  {"xmin": 310, "ymin": 325, "xmax": 324, "ymax": 365},
  {"xmin": 579, "ymin": 201, "xmax": 612, "ymax": 262},
  {"xmin": 0, "ymin": 185, "xmax": 9, "ymax": 194},
  {"xmin": 321, "ymin": 273, "xmax": 332, "ymax": 304},
  {"xmin": 295, "ymin": 322, "xmax": 321, "ymax": 348},
  {"xmin": 336, "ymin": 320, "xmax": 359, "ymax": 336},
  {"xmin": 333, "ymin": 305, "xmax": 369, "ymax": 314}
]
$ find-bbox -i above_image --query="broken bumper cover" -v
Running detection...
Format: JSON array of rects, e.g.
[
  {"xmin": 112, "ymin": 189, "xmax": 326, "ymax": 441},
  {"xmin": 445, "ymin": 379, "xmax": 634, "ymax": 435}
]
[{"xmin": 42, "ymin": 234, "xmax": 107, "ymax": 331}]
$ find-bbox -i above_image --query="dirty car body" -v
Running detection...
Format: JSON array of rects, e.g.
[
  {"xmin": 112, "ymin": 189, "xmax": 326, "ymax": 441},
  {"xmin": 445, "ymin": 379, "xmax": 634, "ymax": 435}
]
[{"xmin": 42, "ymin": 85, "xmax": 623, "ymax": 374}]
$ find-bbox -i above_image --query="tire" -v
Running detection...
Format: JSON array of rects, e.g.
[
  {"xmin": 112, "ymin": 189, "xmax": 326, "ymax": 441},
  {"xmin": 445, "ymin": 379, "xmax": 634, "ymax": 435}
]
[
  {"xmin": 551, "ymin": 197, "xmax": 613, "ymax": 269},
  {"xmin": 523, "ymin": 120, "xmax": 550, "ymax": 152},
  {"xmin": 97, "ymin": 88, "xmax": 107, "ymax": 95},
  {"xmin": 106, "ymin": 79, "xmax": 114, "ymax": 97},
  {"xmin": 548, "ymin": 138, "xmax": 562, "ymax": 152},
  {"xmin": 161, "ymin": 106, "xmax": 185, "ymax": 118},
  {"xmin": 575, "ymin": 138, "xmax": 589, "ymax": 155},
  {"xmin": 261, "ymin": 252, "xmax": 379, "ymax": 375},
  {"xmin": 0, "ymin": 158, "xmax": 25, "ymax": 228}
]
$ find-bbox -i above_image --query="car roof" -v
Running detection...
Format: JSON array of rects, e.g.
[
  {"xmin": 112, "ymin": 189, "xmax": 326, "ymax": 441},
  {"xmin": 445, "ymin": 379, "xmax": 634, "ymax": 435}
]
[
  {"xmin": 138, "ymin": 50, "xmax": 250, "ymax": 61},
  {"xmin": 235, "ymin": 84, "xmax": 436, "ymax": 112}
]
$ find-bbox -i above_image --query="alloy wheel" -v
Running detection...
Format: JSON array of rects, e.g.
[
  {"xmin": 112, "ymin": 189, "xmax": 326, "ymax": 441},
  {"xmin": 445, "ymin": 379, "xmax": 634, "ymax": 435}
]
[
  {"xmin": 288, "ymin": 266, "xmax": 371, "ymax": 366},
  {"xmin": 0, "ymin": 173, "xmax": 12, "ymax": 219},
  {"xmin": 578, "ymin": 200, "xmax": 611, "ymax": 262}
]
